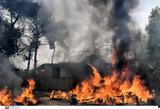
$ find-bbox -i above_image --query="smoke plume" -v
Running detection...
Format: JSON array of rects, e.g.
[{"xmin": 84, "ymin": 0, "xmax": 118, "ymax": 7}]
[
  {"xmin": 34, "ymin": 0, "xmax": 139, "ymax": 64},
  {"xmin": 35, "ymin": 0, "xmax": 113, "ymax": 62},
  {"xmin": 110, "ymin": 0, "xmax": 139, "ymax": 71},
  {"xmin": 0, "ymin": 55, "xmax": 22, "ymax": 95}
]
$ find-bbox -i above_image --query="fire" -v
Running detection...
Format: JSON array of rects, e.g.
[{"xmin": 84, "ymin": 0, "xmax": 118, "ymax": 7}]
[
  {"xmin": 0, "ymin": 88, "xmax": 14, "ymax": 106},
  {"xmin": 50, "ymin": 65, "xmax": 153, "ymax": 105},
  {"xmin": 50, "ymin": 49, "xmax": 154, "ymax": 105},
  {"xmin": 50, "ymin": 90, "xmax": 69, "ymax": 100},
  {"xmin": 0, "ymin": 79, "xmax": 37, "ymax": 106},
  {"xmin": 15, "ymin": 79, "xmax": 38, "ymax": 105},
  {"xmin": 70, "ymin": 66, "xmax": 152, "ymax": 104}
]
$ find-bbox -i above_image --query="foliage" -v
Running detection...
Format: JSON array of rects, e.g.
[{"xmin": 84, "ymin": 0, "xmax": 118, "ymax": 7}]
[
  {"xmin": 0, "ymin": 18, "xmax": 22, "ymax": 57},
  {"xmin": 0, "ymin": 0, "xmax": 41, "ymax": 58},
  {"xmin": 146, "ymin": 7, "xmax": 160, "ymax": 70}
]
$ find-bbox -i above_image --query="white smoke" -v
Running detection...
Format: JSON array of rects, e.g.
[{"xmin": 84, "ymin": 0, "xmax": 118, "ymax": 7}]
[
  {"xmin": 12, "ymin": 0, "xmax": 145, "ymax": 69},
  {"xmin": 36, "ymin": 0, "xmax": 113, "ymax": 63}
]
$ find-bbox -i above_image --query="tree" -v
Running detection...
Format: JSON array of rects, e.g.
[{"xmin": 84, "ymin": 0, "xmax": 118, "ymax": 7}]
[
  {"xmin": 0, "ymin": 0, "xmax": 40, "ymax": 57},
  {"xmin": 146, "ymin": 7, "xmax": 160, "ymax": 71},
  {"xmin": 0, "ymin": 17, "xmax": 23, "ymax": 57},
  {"xmin": 23, "ymin": 12, "xmax": 46, "ymax": 71},
  {"xmin": 0, "ymin": 0, "xmax": 43, "ymax": 71},
  {"xmin": 146, "ymin": 7, "xmax": 160, "ymax": 94},
  {"xmin": 31, "ymin": 18, "xmax": 46, "ymax": 70}
]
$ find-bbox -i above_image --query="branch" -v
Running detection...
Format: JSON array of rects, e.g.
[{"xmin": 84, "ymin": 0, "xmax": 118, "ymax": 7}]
[
  {"xmin": 10, "ymin": 11, "xmax": 13, "ymax": 23},
  {"xmin": 11, "ymin": 15, "xmax": 20, "ymax": 26}
]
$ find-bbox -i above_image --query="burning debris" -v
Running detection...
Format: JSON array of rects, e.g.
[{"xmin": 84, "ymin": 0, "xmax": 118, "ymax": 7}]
[
  {"xmin": 49, "ymin": 49, "xmax": 154, "ymax": 105},
  {"xmin": 49, "ymin": 65, "xmax": 154, "ymax": 105},
  {"xmin": 15, "ymin": 79, "xmax": 38, "ymax": 105},
  {"xmin": 0, "ymin": 88, "xmax": 15, "ymax": 106},
  {"xmin": 50, "ymin": 90, "xmax": 69, "ymax": 101},
  {"xmin": 0, "ymin": 0, "xmax": 159, "ymax": 106},
  {"xmin": 0, "ymin": 79, "xmax": 38, "ymax": 106}
]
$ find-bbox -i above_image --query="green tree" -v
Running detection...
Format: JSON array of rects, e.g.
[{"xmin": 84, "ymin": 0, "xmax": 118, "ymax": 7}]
[
  {"xmin": 146, "ymin": 7, "xmax": 160, "ymax": 71},
  {"xmin": 146, "ymin": 7, "xmax": 160, "ymax": 96},
  {"xmin": 0, "ymin": 0, "xmax": 45, "ymax": 71},
  {"xmin": 0, "ymin": 0, "xmax": 40, "ymax": 57}
]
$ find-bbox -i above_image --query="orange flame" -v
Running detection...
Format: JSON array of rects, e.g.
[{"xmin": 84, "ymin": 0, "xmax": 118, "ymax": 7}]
[
  {"xmin": 50, "ymin": 90, "xmax": 69, "ymax": 100},
  {"xmin": 0, "ymin": 88, "xmax": 14, "ymax": 106},
  {"xmin": 69, "ymin": 66, "xmax": 153, "ymax": 104},
  {"xmin": 50, "ymin": 49, "xmax": 154, "ymax": 105},
  {"xmin": 15, "ymin": 79, "xmax": 37, "ymax": 105}
]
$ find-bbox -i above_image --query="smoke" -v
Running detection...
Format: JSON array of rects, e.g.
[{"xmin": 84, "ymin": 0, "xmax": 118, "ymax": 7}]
[
  {"xmin": 111, "ymin": 0, "xmax": 138, "ymax": 47},
  {"xmin": 0, "ymin": 55, "xmax": 22, "ymax": 95},
  {"xmin": 35, "ymin": 0, "xmax": 113, "ymax": 62},
  {"xmin": 34, "ymin": 0, "xmax": 139, "ymax": 65},
  {"xmin": 109, "ymin": 0, "xmax": 139, "ymax": 71}
]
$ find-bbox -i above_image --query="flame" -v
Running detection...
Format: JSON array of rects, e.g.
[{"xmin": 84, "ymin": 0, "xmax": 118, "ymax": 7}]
[
  {"xmin": 15, "ymin": 79, "xmax": 38, "ymax": 105},
  {"xmin": 50, "ymin": 66, "xmax": 153, "ymax": 104},
  {"xmin": 70, "ymin": 66, "xmax": 101, "ymax": 102},
  {"xmin": 0, "ymin": 79, "xmax": 37, "ymax": 106},
  {"xmin": 70, "ymin": 66, "xmax": 152, "ymax": 104},
  {"xmin": 50, "ymin": 49, "xmax": 154, "ymax": 105},
  {"xmin": 0, "ymin": 88, "xmax": 14, "ymax": 106},
  {"xmin": 50, "ymin": 90, "xmax": 69, "ymax": 100}
]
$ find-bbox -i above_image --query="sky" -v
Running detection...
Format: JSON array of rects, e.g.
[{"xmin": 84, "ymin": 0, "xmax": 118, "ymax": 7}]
[{"xmin": 132, "ymin": 0, "xmax": 160, "ymax": 31}]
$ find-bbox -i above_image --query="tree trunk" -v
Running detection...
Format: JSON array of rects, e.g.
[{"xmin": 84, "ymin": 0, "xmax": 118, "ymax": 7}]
[
  {"xmin": 34, "ymin": 43, "xmax": 38, "ymax": 70},
  {"xmin": 27, "ymin": 44, "xmax": 32, "ymax": 72},
  {"xmin": 51, "ymin": 48, "xmax": 55, "ymax": 63},
  {"xmin": 33, "ymin": 23, "xmax": 39, "ymax": 70}
]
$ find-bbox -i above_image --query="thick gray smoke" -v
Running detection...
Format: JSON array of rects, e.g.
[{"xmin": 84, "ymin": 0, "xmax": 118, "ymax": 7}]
[
  {"xmin": 35, "ymin": 0, "xmax": 139, "ymax": 64},
  {"xmin": 36, "ymin": 0, "xmax": 113, "ymax": 62},
  {"xmin": 109, "ymin": 0, "xmax": 139, "ymax": 71},
  {"xmin": 0, "ymin": 56, "xmax": 22, "ymax": 94},
  {"xmin": 104, "ymin": 0, "xmax": 138, "ymax": 70}
]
